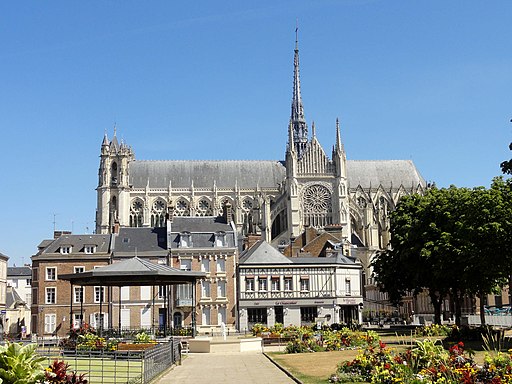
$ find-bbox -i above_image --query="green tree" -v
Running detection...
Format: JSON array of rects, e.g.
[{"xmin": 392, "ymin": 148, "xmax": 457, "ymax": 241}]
[
  {"xmin": 372, "ymin": 184, "xmax": 512, "ymax": 325},
  {"xmin": 500, "ymin": 141, "xmax": 512, "ymax": 175}
]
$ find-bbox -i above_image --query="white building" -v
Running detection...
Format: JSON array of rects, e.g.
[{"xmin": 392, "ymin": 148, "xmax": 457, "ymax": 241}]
[
  {"xmin": 6, "ymin": 266, "xmax": 31, "ymax": 336},
  {"xmin": 238, "ymin": 241, "xmax": 363, "ymax": 331}
]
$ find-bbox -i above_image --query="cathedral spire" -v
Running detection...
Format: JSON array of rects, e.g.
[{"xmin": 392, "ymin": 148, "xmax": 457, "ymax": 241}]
[
  {"xmin": 335, "ymin": 118, "xmax": 343, "ymax": 153},
  {"xmin": 290, "ymin": 26, "xmax": 308, "ymax": 158}
]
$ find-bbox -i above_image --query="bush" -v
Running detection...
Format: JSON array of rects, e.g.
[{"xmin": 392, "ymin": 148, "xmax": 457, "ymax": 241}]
[
  {"xmin": 0, "ymin": 342, "xmax": 45, "ymax": 384},
  {"xmin": 43, "ymin": 360, "xmax": 88, "ymax": 384}
]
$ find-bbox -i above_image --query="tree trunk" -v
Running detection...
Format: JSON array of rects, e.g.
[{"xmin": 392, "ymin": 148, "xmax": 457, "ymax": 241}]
[
  {"xmin": 429, "ymin": 291, "xmax": 442, "ymax": 325},
  {"xmin": 452, "ymin": 290, "xmax": 463, "ymax": 326},
  {"xmin": 479, "ymin": 291, "xmax": 486, "ymax": 326}
]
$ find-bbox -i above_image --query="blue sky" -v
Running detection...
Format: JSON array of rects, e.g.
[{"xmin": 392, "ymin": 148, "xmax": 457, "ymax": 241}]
[{"xmin": 1, "ymin": 1, "xmax": 511, "ymax": 266}]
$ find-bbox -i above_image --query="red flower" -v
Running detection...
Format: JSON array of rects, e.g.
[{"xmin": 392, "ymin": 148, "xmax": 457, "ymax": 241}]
[{"xmin": 379, "ymin": 340, "xmax": 387, "ymax": 349}]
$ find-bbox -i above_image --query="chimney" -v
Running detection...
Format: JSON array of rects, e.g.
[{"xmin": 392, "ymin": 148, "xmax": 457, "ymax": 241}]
[{"xmin": 54, "ymin": 230, "xmax": 72, "ymax": 239}]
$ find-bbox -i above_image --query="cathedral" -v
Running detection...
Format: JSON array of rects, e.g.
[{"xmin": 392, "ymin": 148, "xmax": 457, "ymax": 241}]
[{"xmin": 95, "ymin": 37, "xmax": 426, "ymax": 272}]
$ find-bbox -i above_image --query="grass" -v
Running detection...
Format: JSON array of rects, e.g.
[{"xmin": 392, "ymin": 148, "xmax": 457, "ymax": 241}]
[
  {"xmin": 41, "ymin": 356, "xmax": 143, "ymax": 384},
  {"xmin": 265, "ymin": 328, "xmax": 512, "ymax": 383}
]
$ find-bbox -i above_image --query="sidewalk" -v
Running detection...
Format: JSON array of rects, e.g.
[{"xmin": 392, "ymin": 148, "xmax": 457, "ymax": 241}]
[{"xmin": 156, "ymin": 351, "xmax": 295, "ymax": 383}]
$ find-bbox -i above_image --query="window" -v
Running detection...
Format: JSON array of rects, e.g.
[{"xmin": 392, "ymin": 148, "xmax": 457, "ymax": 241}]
[
  {"xmin": 46, "ymin": 287, "xmax": 56, "ymax": 304},
  {"xmin": 94, "ymin": 286, "xmax": 105, "ymax": 303},
  {"xmin": 216, "ymin": 258, "xmax": 225, "ymax": 273},
  {"xmin": 202, "ymin": 307, "xmax": 211, "ymax": 325},
  {"xmin": 26, "ymin": 278, "xmax": 32, "ymax": 286},
  {"xmin": 259, "ymin": 277, "xmax": 267, "ymax": 291},
  {"xmin": 201, "ymin": 258, "xmax": 210, "ymax": 272},
  {"xmin": 300, "ymin": 278, "xmax": 310, "ymax": 292},
  {"xmin": 217, "ymin": 307, "xmax": 226, "ymax": 325},
  {"xmin": 300, "ymin": 307, "xmax": 317, "ymax": 323},
  {"xmin": 158, "ymin": 285, "xmax": 167, "ymax": 299},
  {"xmin": 180, "ymin": 259, "xmax": 192, "ymax": 271},
  {"xmin": 44, "ymin": 314, "xmax": 56, "ymax": 334},
  {"xmin": 32, "ymin": 288, "xmax": 38, "ymax": 304},
  {"xmin": 177, "ymin": 284, "xmax": 192, "ymax": 301},
  {"xmin": 180, "ymin": 232, "xmax": 191, "ymax": 248},
  {"xmin": 271, "ymin": 278, "xmax": 280, "ymax": 292},
  {"xmin": 73, "ymin": 313, "xmax": 83, "ymax": 329},
  {"xmin": 217, "ymin": 281, "xmax": 226, "ymax": 298},
  {"xmin": 84, "ymin": 245, "xmax": 96, "ymax": 254},
  {"xmin": 74, "ymin": 266, "xmax": 84, "ymax": 274},
  {"xmin": 32, "ymin": 268, "xmax": 38, "ymax": 282},
  {"xmin": 284, "ymin": 277, "xmax": 293, "ymax": 291},
  {"xmin": 121, "ymin": 286, "xmax": 130, "ymax": 301},
  {"xmin": 246, "ymin": 278, "xmax": 255, "ymax": 292},
  {"xmin": 46, "ymin": 267, "xmax": 56, "ymax": 281},
  {"xmin": 201, "ymin": 281, "xmax": 210, "ymax": 298},
  {"xmin": 73, "ymin": 287, "xmax": 83, "ymax": 303},
  {"xmin": 345, "ymin": 278, "xmax": 351, "ymax": 295},
  {"xmin": 60, "ymin": 246, "xmax": 72, "ymax": 254},
  {"xmin": 215, "ymin": 232, "xmax": 226, "ymax": 247},
  {"xmin": 248, "ymin": 308, "xmax": 267, "ymax": 324}
]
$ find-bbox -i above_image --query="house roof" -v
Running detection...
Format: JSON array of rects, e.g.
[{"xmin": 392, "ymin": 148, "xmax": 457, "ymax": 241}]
[
  {"xmin": 239, "ymin": 240, "xmax": 292, "ymax": 265},
  {"xmin": 114, "ymin": 227, "xmax": 167, "ymax": 256},
  {"xmin": 7, "ymin": 266, "xmax": 31, "ymax": 277},
  {"xmin": 301, "ymin": 232, "xmax": 341, "ymax": 257},
  {"xmin": 170, "ymin": 216, "xmax": 233, "ymax": 233},
  {"xmin": 59, "ymin": 256, "xmax": 205, "ymax": 286},
  {"xmin": 39, "ymin": 234, "xmax": 112, "ymax": 254},
  {"xmin": 6, "ymin": 286, "xmax": 26, "ymax": 309},
  {"xmin": 0, "ymin": 252, "xmax": 8, "ymax": 260}
]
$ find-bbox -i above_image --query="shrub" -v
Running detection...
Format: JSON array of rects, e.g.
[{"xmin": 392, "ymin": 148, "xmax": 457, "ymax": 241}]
[
  {"xmin": 43, "ymin": 360, "xmax": 88, "ymax": 384},
  {"xmin": 0, "ymin": 342, "xmax": 45, "ymax": 384}
]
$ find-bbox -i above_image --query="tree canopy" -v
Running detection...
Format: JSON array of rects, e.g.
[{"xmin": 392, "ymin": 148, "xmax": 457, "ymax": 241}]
[{"xmin": 371, "ymin": 179, "xmax": 512, "ymax": 325}]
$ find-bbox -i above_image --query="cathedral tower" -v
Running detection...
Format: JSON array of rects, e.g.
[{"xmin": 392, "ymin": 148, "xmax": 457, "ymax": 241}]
[{"xmin": 96, "ymin": 129, "xmax": 134, "ymax": 234}]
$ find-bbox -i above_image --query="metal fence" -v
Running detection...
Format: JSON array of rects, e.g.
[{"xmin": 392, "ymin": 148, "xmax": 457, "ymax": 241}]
[{"xmin": 36, "ymin": 338, "xmax": 181, "ymax": 384}]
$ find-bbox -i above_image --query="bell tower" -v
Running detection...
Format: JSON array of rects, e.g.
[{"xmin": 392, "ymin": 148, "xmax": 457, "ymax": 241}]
[{"xmin": 96, "ymin": 128, "xmax": 134, "ymax": 234}]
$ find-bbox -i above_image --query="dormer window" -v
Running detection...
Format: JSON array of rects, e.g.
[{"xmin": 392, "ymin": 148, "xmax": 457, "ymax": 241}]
[
  {"xmin": 214, "ymin": 231, "xmax": 226, "ymax": 247},
  {"xmin": 180, "ymin": 232, "xmax": 191, "ymax": 248},
  {"xmin": 60, "ymin": 246, "xmax": 72, "ymax": 255},
  {"xmin": 84, "ymin": 245, "xmax": 96, "ymax": 254}
]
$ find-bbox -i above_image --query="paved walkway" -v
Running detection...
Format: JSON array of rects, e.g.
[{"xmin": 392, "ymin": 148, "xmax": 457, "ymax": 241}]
[{"xmin": 156, "ymin": 351, "xmax": 295, "ymax": 383}]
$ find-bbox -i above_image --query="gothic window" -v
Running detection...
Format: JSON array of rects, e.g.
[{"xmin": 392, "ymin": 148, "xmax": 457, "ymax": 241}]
[
  {"xmin": 302, "ymin": 184, "xmax": 332, "ymax": 228},
  {"xmin": 196, "ymin": 198, "xmax": 213, "ymax": 216},
  {"xmin": 175, "ymin": 198, "xmax": 190, "ymax": 216},
  {"xmin": 357, "ymin": 196, "xmax": 367, "ymax": 208},
  {"xmin": 130, "ymin": 199, "xmax": 143, "ymax": 227},
  {"xmin": 151, "ymin": 198, "xmax": 166, "ymax": 227},
  {"xmin": 111, "ymin": 162, "xmax": 118, "ymax": 186},
  {"xmin": 242, "ymin": 198, "xmax": 253, "ymax": 211}
]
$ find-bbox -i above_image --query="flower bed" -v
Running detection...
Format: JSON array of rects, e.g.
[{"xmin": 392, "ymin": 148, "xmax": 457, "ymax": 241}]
[{"xmin": 330, "ymin": 338, "xmax": 512, "ymax": 383}]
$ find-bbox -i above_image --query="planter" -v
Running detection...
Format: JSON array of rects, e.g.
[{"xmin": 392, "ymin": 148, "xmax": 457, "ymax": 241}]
[{"xmin": 117, "ymin": 342, "xmax": 157, "ymax": 351}]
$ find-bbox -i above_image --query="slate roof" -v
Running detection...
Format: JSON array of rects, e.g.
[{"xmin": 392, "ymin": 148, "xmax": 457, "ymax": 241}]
[
  {"xmin": 0, "ymin": 252, "xmax": 8, "ymax": 260},
  {"xmin": 114, "ymin": 228, "xmax": 167, "ymax": 256},
  {"xmin": 290, "ymin": 253, "xmax": 359, "ymax": 266},
  {"xmin": 170, "ymin": 217, "xmax": 233, "ymax": 233},
  {"xmin": 301, "ymin": 232, "xmax": 341, "ymax": 257},
  {"xmin": 346, "ymin": 160, "xmax": 426, "ymax": 190},
  {"xmin": 239, "ymin": 241, "xmax": 292, "ymax": 265},
  {"xmin": 7, "ymin": 266, "xmax": 31, "ymax": 277},
  {"xmin": 59, "ymin": 256, "xmax": 205, "ymax": 286},
  {"xmin": 129, "ymin": 160, "xmax": 286, "ymax": 189},
  {"xmin": 128, "ymin": 159, "xmax": 424, "ymax": 191},
  {"xmin": 6, "ymin": 286, "xmax": 26, "ymax": 309},
  {"xmin": 40, "ymin": 234, "xmax": 112, "ymax": 254}
]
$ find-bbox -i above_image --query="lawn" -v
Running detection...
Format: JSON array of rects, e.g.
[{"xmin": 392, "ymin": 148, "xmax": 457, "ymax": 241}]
[
  {"xmin": 266, "ymin": 329, "xmax": 512, "ymax": 384},
  {"xmin": 41, "ymin": 355, "xmax": 143, "ymax": 384}
]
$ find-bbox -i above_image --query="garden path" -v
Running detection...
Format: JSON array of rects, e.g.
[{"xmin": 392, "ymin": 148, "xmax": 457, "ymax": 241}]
[{"xmin": 156, "ymin": 351, "xmax": 295, "ymax": 383}]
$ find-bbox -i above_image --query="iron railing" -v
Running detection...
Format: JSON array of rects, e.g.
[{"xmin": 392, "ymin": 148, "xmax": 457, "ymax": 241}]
[{"xmin": 36, "ymin": 338, "xmax": 181, "ymax": 384}]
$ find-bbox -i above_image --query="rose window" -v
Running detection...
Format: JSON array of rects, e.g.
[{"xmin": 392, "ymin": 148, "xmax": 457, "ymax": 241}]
[
  {"xmin": 176, "ymin": 199, "xmax": 188, "ymax": 212},
  {"xmin": 198, "ymin": 199, "xmax": 210, "ymax": 212},
  {"xmin": 303, "ymin": 185, "xmax": 331, "ymax": 214},
  {"xmin": 242, "ymin": 198, "xmax": 253, "ymax": 211},
  {"xmin": 153, "ymin": 199, "xmax": 165, "ymax": 212},
  {"xmin": 131, "ymin": 200, "xmax": 143, "ymax": 212}
]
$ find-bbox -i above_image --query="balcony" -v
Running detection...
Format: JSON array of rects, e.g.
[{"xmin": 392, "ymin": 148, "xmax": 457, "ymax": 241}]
[{"xmin": 175, "ymin": 298, "xmax": 193, "ymax": 307}]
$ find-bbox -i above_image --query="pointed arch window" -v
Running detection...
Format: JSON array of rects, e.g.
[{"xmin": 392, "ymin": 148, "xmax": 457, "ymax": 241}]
[
  {"xmin": 174, "ymin": 198, "xmax": 190, "ymax": 216},
  {"xmin": 196, "ymin": 198, "xmax": 213, "ymax": 216},
  {"xmin": 151, "ymin": 198, "xmax": 166, "ymax": 227},
  {"xmin": 130, "ymin": 199, "xmax": 143, "ymax": 227},
  {"xmin": 111, "ymin": 162, "xmax": 118, "ymax": 186}
]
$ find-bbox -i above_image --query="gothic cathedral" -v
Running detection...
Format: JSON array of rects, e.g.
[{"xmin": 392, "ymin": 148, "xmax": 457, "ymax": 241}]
[{"xmin": 96, "ymin": 37, "xmax": 426, "ymax": 263}]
